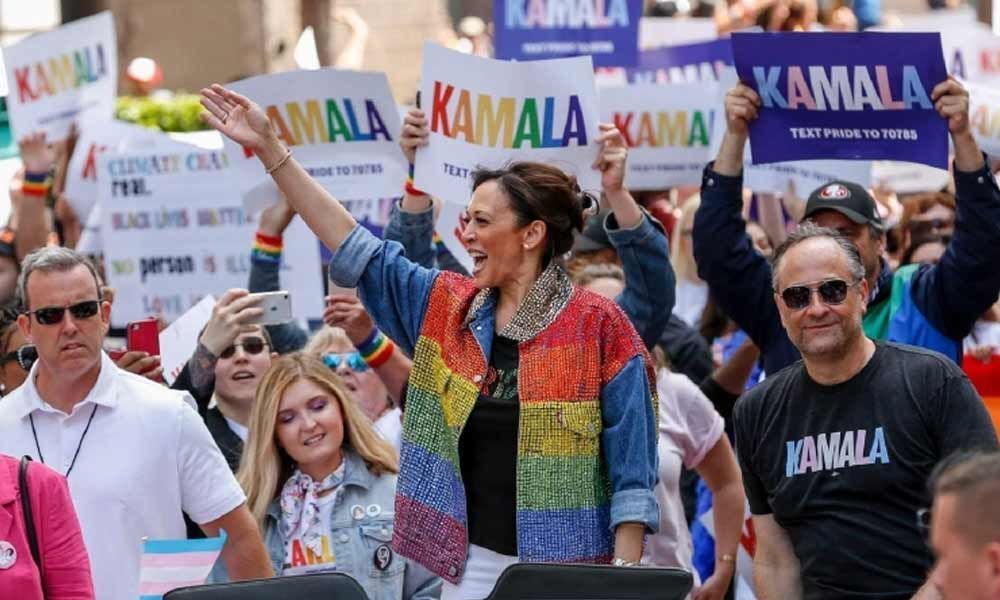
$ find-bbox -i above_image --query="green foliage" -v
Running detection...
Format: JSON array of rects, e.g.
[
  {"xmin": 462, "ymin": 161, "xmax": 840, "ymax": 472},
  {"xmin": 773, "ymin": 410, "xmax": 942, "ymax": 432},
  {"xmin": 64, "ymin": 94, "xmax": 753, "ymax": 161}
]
[{"xmin": 115, "ymin": 94, "xmax": 208, "ymax": 132}]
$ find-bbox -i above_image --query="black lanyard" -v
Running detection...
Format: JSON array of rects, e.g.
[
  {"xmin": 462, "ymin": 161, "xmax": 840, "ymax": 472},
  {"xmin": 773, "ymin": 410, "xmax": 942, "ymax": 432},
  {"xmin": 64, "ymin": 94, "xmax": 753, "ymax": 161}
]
[{"xmin": 29, "ymin": 404, "xmax": 99, "ymax": 478}]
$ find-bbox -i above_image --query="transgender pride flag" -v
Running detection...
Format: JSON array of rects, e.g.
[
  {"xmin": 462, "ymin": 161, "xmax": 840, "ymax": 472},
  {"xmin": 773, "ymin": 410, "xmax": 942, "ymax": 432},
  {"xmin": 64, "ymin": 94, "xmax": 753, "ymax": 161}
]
[{"xmin": 138, "ymin": 531, "xmax": 227, "ymax": 599}]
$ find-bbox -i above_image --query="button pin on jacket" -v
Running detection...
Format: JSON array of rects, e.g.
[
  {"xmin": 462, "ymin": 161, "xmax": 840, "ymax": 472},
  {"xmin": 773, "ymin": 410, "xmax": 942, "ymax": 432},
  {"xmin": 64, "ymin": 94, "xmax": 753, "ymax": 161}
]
[
  {"xmin": 351, "ymin": 504, "xmax": 365, "ymax": 520},
  {"xmin": 366, "ymin": 504, "xmax": 381, "ymax": 518},
  {"xmin": 374, "ymin": 544, "xmax": 393, "ymax": 571},
  {"xmin": 0, "ymin": 541, "xmax": 16, "ymax": 569}
]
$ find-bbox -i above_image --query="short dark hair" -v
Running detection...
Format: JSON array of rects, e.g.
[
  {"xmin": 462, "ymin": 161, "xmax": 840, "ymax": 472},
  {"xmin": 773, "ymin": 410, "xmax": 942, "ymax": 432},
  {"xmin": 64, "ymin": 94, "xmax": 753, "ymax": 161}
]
[
  {"xmin": 471, "ymin": 162, "xmax": 593, "ymax": 265},
  {"xmin": 771, "ymin": 221, "xmax": 866, "ymax": 290},
  {"xmin": 932, "ymin": 451, "xmax": 1000, "ymax": 548}
]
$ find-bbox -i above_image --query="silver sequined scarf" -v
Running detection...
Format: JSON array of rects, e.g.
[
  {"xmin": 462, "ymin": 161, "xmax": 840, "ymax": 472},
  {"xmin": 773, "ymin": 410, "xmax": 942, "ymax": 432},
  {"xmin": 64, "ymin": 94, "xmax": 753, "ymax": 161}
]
[{"xmin": 463, "ymin": 262, "xmax": 575, "ymax": 342}]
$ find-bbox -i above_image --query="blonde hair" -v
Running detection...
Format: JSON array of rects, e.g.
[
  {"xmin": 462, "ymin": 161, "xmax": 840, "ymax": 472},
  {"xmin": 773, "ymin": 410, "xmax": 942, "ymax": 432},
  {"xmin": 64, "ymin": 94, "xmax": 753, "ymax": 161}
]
[
  {"xmin": 303, "ymin": 325, "xmax": 353, "ymax": 357},
  {"xmin": 238, "ymin": 352, "xmax": 399, "ymax": 525},
  {"xmin": 670, "ymin": 195, "xmax": 702, "ymax": 283}
]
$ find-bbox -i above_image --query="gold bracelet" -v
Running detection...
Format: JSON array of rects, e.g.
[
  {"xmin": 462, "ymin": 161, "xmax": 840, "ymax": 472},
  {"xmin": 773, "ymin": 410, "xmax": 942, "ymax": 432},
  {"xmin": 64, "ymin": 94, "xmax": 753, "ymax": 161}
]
[
  {"xmin": 265, "ymin": 149, "xmax": 292, "ymax": 175},
  {"xmin": 718, "ymin": 553, "xmax": 736, "ymax": 564}
]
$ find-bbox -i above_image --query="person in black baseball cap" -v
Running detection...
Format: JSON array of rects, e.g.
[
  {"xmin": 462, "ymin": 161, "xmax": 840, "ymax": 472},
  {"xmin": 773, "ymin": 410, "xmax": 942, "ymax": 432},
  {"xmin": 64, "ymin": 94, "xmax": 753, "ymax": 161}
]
[{"xmin": 801, "ymin": 180, "xmax": 885, "ymax": 289}]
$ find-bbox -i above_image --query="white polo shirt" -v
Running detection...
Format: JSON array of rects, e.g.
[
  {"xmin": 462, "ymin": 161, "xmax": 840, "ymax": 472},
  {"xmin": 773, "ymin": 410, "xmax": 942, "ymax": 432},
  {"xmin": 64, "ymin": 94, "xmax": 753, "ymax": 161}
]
[{"xmin": 0, "ymin": 352, "xmax": 246, "ymax": 600}]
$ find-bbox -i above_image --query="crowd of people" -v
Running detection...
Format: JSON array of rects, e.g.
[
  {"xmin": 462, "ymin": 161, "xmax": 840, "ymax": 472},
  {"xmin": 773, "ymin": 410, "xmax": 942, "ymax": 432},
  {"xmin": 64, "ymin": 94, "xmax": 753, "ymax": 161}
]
[{"xmin": 1, "ymin": 4, "xmax": 1000, "ymax": 600}]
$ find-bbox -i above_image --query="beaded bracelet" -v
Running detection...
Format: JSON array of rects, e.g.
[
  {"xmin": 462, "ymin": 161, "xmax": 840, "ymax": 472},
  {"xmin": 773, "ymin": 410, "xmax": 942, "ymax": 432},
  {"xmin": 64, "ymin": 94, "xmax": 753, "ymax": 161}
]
[{"xmin": 358, "ymin": 328, "xmax": 395, "ymax": 369}]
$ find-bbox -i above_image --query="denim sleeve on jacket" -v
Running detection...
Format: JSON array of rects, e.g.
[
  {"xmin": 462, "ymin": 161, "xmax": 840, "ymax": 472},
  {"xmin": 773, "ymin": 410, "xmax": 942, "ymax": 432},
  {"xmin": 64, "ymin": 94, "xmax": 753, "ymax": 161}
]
[
  {"xmin": 607, "ymin": 212, "xmax": 674, "ymax": 350},
  {"xmin": 693, "ymin": 163, "xmax": 800, "ymax": 375},
  {"xmin": 384, "ymin": 199, "xmax": 470, "ymax": 276},
  {"xmin": 36, "ymin": 463, "xmax": 96, "ymax": 599},
  {"xmin": 328, "ymin": 225, "xmax": 438, "ymax": 357},
  {"xmin": 601, "ymin": 355, "xmax": 659, "ymax": 533},
  {"xmin": 247, "ymin": 255, "xmax": 308, "ymax": 354},
  {"xmin": 909, "ymin": 157, "xmax": 1000, "ymax": 341}
]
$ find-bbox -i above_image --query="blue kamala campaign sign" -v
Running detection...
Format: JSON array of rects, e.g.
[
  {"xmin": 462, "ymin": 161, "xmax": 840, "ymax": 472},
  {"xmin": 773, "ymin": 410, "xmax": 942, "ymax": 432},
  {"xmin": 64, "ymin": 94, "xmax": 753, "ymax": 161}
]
[
  {"xmin": 732, "ymin": 32, "xmax": 949, "ymax": 169},
  {"xmin": 494, "ymin": 0, "xmax": 642, "ymax": 67},
  {"xmin": 625, "ymin": 38, "xmax": 733, "ymax": 84}
]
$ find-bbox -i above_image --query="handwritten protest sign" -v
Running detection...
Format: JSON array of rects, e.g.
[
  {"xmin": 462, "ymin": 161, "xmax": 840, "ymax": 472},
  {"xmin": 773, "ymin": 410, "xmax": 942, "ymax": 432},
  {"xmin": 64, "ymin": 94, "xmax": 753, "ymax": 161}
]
[
  {"xmin": 222, "ymin": 69, "xmax": 407, "ymax": 212},
  {"xmin": 99, "ymin": 149, "xmax": 323, "ymax": 327},
  {"xmin": 415, "ymin": 43, "xmax": 600, "ymax": 206},
  {"xmin": 3, "ymin": 12, "xmax": 117, "ymax": 141},
  {"xmin": 625, "ymin": 38, "xmax": 732, "ymax": 84},
  {"xmin": 65, "ymin": 119, "xmax": 192, "ymax": 225},
  {"xmin": 732, "ymin": 32, "xmax": 949, "ymax": 169},
  {"xmin": 494, "ymin": 0, "xmax": 642, "ymax": 67},
  {"xmin": 599, "ymin": 82, "xmax": 717, "ymax": 188}
]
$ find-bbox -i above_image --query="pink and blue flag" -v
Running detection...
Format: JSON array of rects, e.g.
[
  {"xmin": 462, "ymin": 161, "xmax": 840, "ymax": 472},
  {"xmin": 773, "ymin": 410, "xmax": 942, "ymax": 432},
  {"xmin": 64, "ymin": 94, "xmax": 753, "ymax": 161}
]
[{"xmin": 137, "ymin": 531, "xmax": 226, "ymax": 599}]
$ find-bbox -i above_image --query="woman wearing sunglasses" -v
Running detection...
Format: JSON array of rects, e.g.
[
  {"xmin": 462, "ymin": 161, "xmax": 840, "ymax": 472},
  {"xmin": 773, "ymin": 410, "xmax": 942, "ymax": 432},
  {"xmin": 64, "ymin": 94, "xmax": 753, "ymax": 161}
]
[
  {"xmin": 0, "ymin": 303, "xmax": 36, "ymax": 396},
  {"xmin": 202, "ymin": 83, "xmax": 659, "ymax": 597},
  {"xmin": 237, "ymin": 353, "xmax": 440, "ymax": 600}
]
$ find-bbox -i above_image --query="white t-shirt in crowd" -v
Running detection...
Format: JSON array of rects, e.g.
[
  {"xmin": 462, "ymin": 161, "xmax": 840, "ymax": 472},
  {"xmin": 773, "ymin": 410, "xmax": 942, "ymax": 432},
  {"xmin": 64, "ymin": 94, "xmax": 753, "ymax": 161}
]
[
  {"xmin": 642, "ymin": 369, "xmax": 725, "ymax": 580},
  {"xmin": 0, "ymin": 352, "xmax": 246, "ymax": 600},
  {"xmin": 283, "ymin": 489, "xmax": 341, "ymax": 575},
  {"xmin": 374, "ymin": 407, "xmax": 402, "ymax": 452},
  {"xmin": 673, "ymin": 279, "xmax": 709, "ymax": 329},
  {"xmin": 965, "ymin": 319, "xmax": 1000, "ymax": 354}
]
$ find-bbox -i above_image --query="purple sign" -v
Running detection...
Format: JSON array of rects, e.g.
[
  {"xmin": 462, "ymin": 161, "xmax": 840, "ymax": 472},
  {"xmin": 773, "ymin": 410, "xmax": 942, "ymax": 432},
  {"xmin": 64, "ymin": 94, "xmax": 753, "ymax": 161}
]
[
  {"xmin": 732, "ymin": 32, "xmax": 948, "ymax": 169},
  {"xmin": 626, "ymin": 38, "xmax": 733, "ymax": 84},
  {"xmin": 494, "ymin": 0, "xmax": 642, "ymax": 67}
]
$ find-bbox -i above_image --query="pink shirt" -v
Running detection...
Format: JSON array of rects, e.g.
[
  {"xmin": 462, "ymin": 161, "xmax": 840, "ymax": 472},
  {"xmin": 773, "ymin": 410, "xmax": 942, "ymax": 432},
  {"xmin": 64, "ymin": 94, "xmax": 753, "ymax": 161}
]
[
  {"xmin": 0, "ymin": 454, "xmax": 94, "ymax": 600},
  {"xmin": 642, "ymin": 370, "xmax": 725, "ymax": 578}
]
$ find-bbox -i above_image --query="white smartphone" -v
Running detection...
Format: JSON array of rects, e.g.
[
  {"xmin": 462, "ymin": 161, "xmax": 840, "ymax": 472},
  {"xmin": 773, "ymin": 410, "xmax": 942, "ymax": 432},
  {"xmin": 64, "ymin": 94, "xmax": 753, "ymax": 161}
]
[{"xmin": 247, "ymin": 291, "xmax": 293, "ymax": 325}]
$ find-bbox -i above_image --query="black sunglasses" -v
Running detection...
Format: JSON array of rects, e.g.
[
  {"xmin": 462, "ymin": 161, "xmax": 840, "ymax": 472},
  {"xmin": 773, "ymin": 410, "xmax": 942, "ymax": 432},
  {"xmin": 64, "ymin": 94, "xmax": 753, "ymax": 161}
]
[
  {"xmin": 220, "ymin": 336, "xmax": 268, "ymax": 359},
  {"xmin": 777, "ymin": 279, "xmax": 859, "ymax": 311},
  {"xmin": 0, "ymin": 344, "xmax": 37, "ymax": 371},
  {"xmin": 25, "ymin": 300, "xmax": 101, "ymax": 326}
]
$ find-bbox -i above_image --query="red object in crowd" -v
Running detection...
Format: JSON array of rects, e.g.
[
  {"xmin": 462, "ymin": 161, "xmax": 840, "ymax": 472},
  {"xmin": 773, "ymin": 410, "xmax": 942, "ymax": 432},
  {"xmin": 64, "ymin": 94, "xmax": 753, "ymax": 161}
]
[
  {"xmin": 963, "ymin": 353, "xmax": 1000, "ymax": 434},
  {"xmin": 645, "ymin": 198, "xmax": 676, "ymax": 245}
]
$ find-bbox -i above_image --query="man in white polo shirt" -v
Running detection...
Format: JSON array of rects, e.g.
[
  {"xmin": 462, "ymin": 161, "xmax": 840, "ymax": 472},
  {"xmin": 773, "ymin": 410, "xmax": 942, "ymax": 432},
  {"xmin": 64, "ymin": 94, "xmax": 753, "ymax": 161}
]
[{"xmin": 0, "ymin": 247, "xmax": 273, "ymax": 600}]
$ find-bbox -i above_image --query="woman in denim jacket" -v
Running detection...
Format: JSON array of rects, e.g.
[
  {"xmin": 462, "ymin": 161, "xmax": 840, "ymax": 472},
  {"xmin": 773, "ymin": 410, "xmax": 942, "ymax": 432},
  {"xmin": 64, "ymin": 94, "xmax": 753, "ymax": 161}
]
[
  {"xmin": 202, "ymin": 84, "xmax": 660, "ymax": 600},
  {"xmin": 238, "ymin": 353, "xmax": 440, "ymax": 600}
]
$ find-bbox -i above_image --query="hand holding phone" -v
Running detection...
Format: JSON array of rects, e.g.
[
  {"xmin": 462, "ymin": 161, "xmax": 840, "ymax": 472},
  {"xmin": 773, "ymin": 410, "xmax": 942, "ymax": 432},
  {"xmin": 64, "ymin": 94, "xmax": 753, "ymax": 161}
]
[{"xmin": 127, "ymin": 318, "xmax": 160, "ymax": 356}]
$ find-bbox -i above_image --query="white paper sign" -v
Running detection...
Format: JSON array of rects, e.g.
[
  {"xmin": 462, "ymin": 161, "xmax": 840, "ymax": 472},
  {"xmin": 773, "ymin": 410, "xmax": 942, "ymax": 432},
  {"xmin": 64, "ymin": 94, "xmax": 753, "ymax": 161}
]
[
  {"xmin": 871, "ymin": 161, "xmax": 951, "ymax": 194},
  {"xmin": 744, "ymin": 159, "xmax": 873, "ymax": 196},
  {"xmin": 434, "ymin": 201, "xmax": 474, "ymax": 273},
  {"xmin": 99, "ymin": 149, "xmax": 324, "ymax": 327},
  {"xmin": 2, "ymin": 12, "xmax": 117, "ymax": 141},
  {"xmin": 65, "ymin": 119, "xmax": 192, "ymax": 225},
  {"xmin": 415, "ymin": 42, "xmax": 601, "ymax": 206},
  {"xmin": 158, "ymin": 294, "xmax": 215, "ymax": 385},
  {"xmin": 223, "ymin": 69, "xmax": 407, "ymax": 211},
  {"xmin": 76, "ymin": 202, "xmax": 102, "ymax": 255},
  {"xmin": 966, "ymin": 79, "xmax": 1000, "ymax": 157},
  {"xmin": 638, "ymin": 17, "xmax": 717, "ymax": 49},
  {"xmin": 599, "ymin": 82, "xmax": 718, "ymax": 189}
]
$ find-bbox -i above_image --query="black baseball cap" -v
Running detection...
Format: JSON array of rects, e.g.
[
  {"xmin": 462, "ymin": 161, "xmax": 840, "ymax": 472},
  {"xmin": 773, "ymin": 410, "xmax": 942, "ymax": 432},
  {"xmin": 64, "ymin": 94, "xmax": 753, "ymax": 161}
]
[{"xmin": 803, "ymin": 180, "xmax": 884, "ymax": 231}]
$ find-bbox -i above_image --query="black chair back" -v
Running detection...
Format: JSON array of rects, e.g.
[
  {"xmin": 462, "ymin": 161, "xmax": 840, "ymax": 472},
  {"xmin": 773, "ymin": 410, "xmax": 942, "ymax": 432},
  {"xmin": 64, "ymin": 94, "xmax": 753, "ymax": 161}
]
[
  {"xmin": 162, "ymin": 572, "xmax": 369, "ymax": 600},
  {"xmin": 485, "ymin": 563, "xmax": 693, "ymax": 600}
]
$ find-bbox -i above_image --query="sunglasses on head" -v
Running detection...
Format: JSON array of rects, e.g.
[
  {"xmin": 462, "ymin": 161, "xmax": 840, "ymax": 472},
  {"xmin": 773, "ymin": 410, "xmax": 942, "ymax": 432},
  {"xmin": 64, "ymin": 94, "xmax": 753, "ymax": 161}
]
[
  {"xmin": 777, "ymin": 278, "xmax": 859, "ymax": 311},
  {"xmin": 219, "ymin": 336, "xmax": 269, "ymax": 359},
  {"xmin": 323, "ymin": 352, "xmax": 369, "ymax": 372},
  {"xmin": 26, "ymin": 300, "xmax": 101, "ymax": 326},
  {"xmin": 0, "ymin": 344, "xmax": 37, "ymax": 371}
]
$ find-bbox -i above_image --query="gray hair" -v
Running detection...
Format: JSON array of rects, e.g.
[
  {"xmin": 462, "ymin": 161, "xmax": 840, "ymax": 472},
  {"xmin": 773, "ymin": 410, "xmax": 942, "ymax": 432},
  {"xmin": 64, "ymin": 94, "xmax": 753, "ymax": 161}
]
[
  {"xmin": 771, "ymin": 221, "xmax": 866, "ymax": 291},
  {"xmin": 574, "ymin": 262, "xmax": 625, "ymax": 287},
  {"xmin": 17, "ymin": 247, "xmax": 102, "ymax": 310}
]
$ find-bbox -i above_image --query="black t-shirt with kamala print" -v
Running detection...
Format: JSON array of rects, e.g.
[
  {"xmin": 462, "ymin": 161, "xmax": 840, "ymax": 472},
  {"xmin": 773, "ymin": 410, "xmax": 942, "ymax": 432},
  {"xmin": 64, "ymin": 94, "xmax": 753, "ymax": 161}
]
[
  {"xmin": 734, "ymin": 341, "xmax": 998, "ymax": 600},
  {"xmin": 459, "ymin": 335, "xmax": 520, "ymax": 557}
]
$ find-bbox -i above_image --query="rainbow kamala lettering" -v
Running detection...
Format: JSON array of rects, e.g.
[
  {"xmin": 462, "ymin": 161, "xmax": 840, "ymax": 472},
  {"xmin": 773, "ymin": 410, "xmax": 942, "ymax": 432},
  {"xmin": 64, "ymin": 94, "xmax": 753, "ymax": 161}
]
[
  {"xmin": 754, "ymin": 65, "xmax": 933, "ymax": 111},
  {"xmin": 430, "ymin": 81, "xmax": 588, "ymax": 148},
  {"xmin": 251, "ymin": 99, "xmax": 392, "ymax": 156},
  {"xmin": 15, "ymin": 43, "xmax": 108, "ymax": 104},
  {"xmin": 504, "ymin": 0, "xmax": 631, "ymax": 28},
  {"xmin": 612, "ymin": 110, "xmax": 713, "ymax": 148}
]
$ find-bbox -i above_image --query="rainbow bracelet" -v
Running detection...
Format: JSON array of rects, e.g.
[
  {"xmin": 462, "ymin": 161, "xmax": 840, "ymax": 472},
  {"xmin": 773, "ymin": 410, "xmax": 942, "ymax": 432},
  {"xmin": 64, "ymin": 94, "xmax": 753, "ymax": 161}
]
[
  {"xmin": 251, "ymin": 231, "xmax": 283, "ymax": 264},
  {"xmin": 405, "ymin": 163, "xmax": 427, "ymax": 197},
  {"xmin": 358, "ymin": 328, "xmax": 394, "ymax": 369},
  {"xmin": 22, "ymin": 171, "xmax": 50, "ymax": 198}
]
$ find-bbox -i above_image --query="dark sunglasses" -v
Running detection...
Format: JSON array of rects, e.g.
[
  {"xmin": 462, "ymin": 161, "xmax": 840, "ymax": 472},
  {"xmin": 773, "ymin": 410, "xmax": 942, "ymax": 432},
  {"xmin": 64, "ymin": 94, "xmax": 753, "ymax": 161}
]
[
  {"xmin": 778, "ymin": 279, "xmax": 859, "ymax": 311},
  {"xmin": 26, "ymin": 300, "xmax": 101, "ymax": 326},
  {"xmin": 323, "ymin": 352, "xmax": 369, "ymax": 372},
  {"xmin": 219, "ymin": 336, "xmax": 269, "ymax": 359},
  {"xmin": 0, "ymin": 344, "xmax": 37, "ymax": 371}
]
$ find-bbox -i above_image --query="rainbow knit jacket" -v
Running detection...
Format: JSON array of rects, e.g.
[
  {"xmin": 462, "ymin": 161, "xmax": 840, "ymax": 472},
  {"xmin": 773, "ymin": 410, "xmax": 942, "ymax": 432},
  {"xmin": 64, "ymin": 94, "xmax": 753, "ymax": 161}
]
[{"xmin": 391, "ymin": 271, "xmax": 658, "ymax": 583}]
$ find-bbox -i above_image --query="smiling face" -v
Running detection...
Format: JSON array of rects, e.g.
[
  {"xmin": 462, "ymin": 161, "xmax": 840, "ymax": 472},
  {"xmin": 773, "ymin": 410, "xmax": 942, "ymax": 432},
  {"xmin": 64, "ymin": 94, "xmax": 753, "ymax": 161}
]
[
  {"xmin": 214, "ymin": 327, "xmax": 274, "ymax": 411},
  {"xmin": 463, "ymin": 179, "xmax": 546, "ymax": 289},
  {"xmin": 17, "ymin": 264, "xmax": 110, "ymax": 380},
  {"xmin": 275, "ymin": 378, "xmax": 346, "ymax": 481},
  {"xmin": 774, "ymin": 237, "xmax": 868, "ymax": 360}
]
